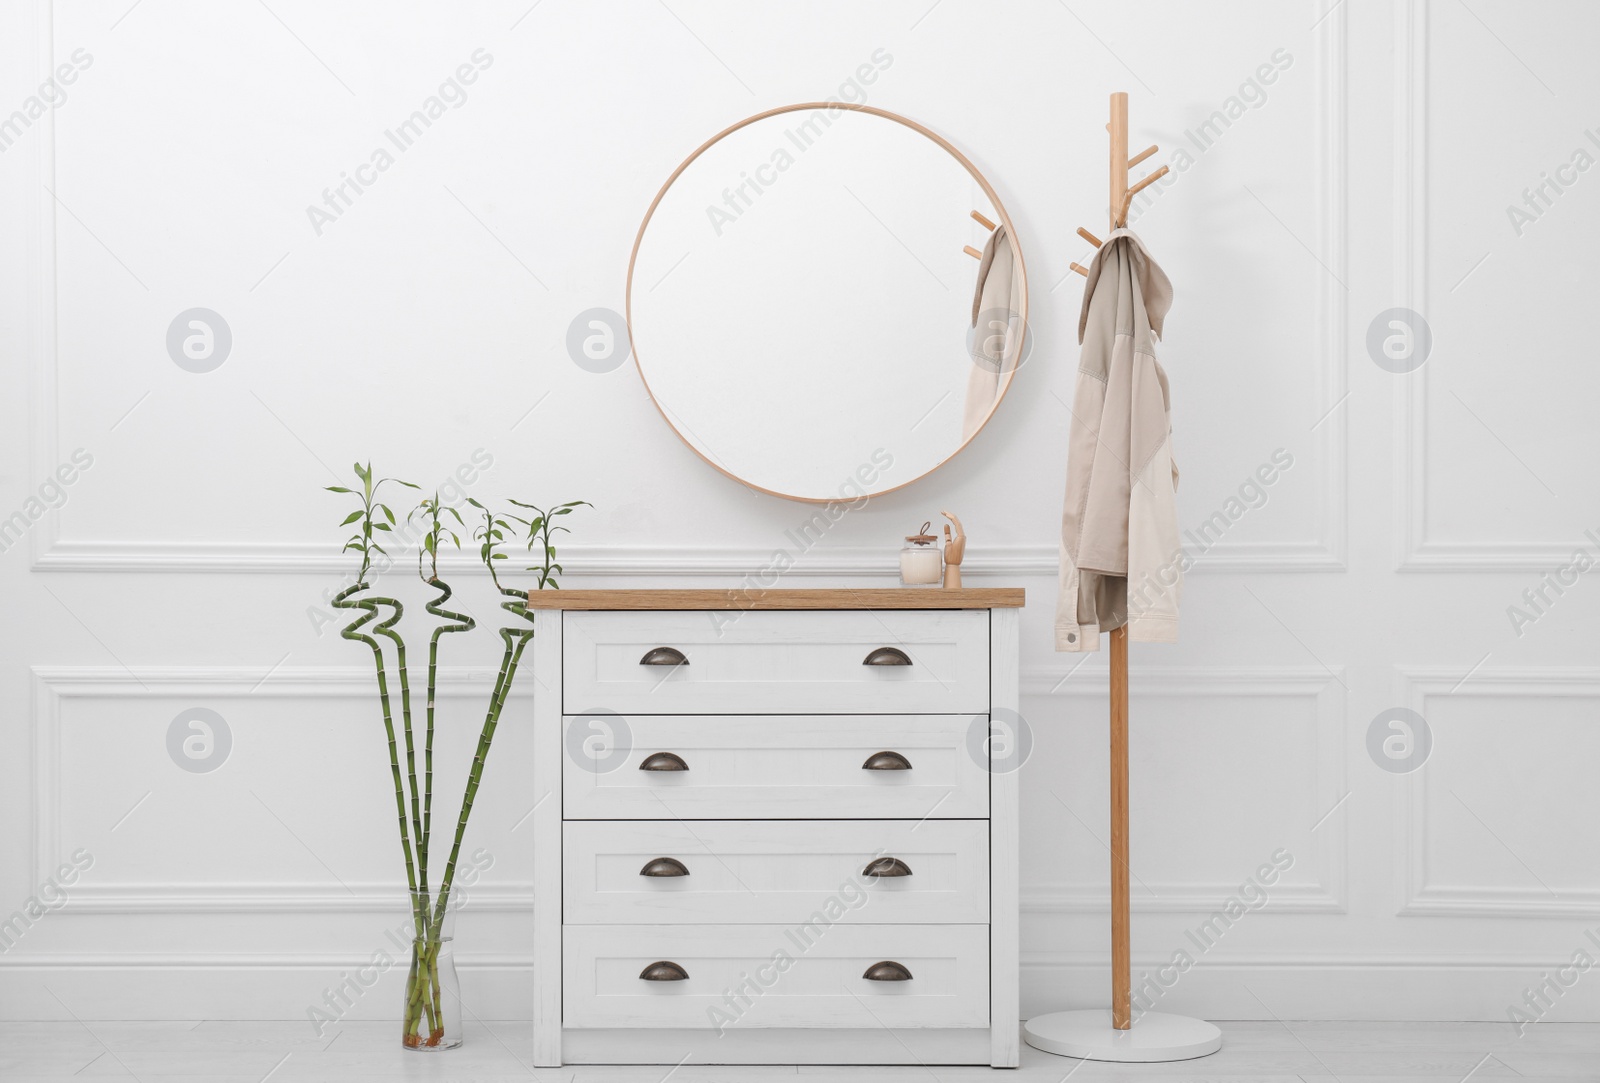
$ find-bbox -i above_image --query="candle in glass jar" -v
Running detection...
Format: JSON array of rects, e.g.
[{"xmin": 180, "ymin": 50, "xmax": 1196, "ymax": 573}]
[{"xmin": 899, "ymin": 522, "xmax": 942, "ymax": 586}]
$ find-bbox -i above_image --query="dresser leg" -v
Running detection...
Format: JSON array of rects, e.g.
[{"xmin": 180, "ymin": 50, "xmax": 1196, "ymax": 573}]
[{"xmin": 990, "ymin": 606, "xmax": 1021, "ymax": 1067}]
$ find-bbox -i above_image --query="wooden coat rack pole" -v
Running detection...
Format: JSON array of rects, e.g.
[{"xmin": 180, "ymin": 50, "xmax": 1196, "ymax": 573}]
[
  {"xmin": 1022, "ymin": 92, "xmax": 1220, "ymax": 1064},
  {"xmin": 1106, "ymin": 88, "xmax": 1133, "ymax": 1034},
  {"xmin": 1110, "ymin": 623, "xmax": 1131, "ymax": 1028}
]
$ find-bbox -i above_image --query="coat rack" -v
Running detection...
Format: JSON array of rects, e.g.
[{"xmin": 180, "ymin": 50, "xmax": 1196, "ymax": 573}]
[{"xmin": 1022, "ymin": 92, "xmax": 1222, "ymax": 1065}]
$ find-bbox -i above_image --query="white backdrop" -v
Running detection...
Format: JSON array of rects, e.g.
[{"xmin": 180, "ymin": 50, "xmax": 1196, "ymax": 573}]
[{"xmin": 2, "ymin": 0, "xmax": 1598, "ymax": 1024}]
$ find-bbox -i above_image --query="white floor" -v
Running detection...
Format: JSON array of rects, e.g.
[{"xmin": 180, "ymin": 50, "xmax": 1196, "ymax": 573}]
[{"xmin": 1, "ymin": 1021, "xmax": 1597, "ymax": 1081}]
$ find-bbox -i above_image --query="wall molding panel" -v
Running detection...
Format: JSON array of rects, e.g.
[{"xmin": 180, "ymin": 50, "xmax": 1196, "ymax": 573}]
[
  {"xmin": 1019, "ymin": 666, "xmax": 1348, "ymax": 915},
  {"xmin": 1393, "ymin": 0, "xmax": 1582, "ymax": 571},
  {"xmin": 30, "ymin": 666, "xmax": 536, "ymax": 915},
  {"xmin": 1397, "ymin": 667, "xmax": 1600, "ymax": 918}
]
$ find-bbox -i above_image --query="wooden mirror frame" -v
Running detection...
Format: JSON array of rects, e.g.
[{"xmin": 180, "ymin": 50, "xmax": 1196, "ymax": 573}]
[{"xmin": 625, "ymin": 102, "xmax": 1030, "ymax": 504}]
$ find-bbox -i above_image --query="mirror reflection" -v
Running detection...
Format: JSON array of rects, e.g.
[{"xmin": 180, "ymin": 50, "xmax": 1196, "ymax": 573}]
[{"xmin": 628, "ymin": 105, "xmax": 1027, "ymax": 502}]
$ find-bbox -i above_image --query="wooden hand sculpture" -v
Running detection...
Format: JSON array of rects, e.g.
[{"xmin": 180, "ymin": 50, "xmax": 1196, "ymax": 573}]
[{"xmin": 941, "ymin": 510, "xmax": 966, "ymax": 589}]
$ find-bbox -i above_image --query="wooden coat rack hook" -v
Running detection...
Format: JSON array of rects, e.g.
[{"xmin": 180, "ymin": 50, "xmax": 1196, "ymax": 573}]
[{"xmin": 1070, "ymin": 94, "xmax": 1168, "ymax": 277}]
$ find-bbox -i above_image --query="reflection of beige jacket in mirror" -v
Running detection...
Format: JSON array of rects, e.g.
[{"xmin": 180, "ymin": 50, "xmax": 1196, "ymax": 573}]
[
  {"xmin": 1056, "ymin": 229, "xmax": 1180, "ymax": 652},
  {"xmin": 962, "ymin": 224, "xmax": 1021, "ymax": 439}
]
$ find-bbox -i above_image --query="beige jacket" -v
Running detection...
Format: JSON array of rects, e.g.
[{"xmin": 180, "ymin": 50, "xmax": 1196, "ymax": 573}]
[{"xmin": 1056, "ymin": 229, "xmax": 1181, "ymax": 652}]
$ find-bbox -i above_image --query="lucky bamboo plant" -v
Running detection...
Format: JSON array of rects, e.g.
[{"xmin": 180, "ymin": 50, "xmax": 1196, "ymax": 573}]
[
  {"xmin": 326, "ymin": 464, "xmax": 588, "ymax": 1050},
  {"xmin": 509, "ymin": 499, "xmax": 592, "ymax": 590}
]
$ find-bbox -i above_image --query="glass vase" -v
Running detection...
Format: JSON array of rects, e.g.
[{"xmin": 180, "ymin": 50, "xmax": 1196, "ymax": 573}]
[{"xmin": 401, "ymin": 889, "xmax": 462, "ymax": 1050}]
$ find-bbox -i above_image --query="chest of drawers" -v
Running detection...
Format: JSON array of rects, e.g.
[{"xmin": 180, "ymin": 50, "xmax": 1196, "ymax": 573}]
[{"xmin": 525, "ymin": 588, "xmax": 1023, "ymax": 1067}]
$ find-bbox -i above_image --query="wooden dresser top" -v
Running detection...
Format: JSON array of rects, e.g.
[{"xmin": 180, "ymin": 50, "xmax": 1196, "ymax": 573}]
[{"xmin": 520, "ymin": 587, "xmax": 1025, "ymax": 610}]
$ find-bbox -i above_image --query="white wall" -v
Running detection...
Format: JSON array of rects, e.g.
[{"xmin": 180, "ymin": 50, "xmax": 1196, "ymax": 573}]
[{"xmin": 2, "ymin": 0, "xmax": 1598, "ymax": 1024}]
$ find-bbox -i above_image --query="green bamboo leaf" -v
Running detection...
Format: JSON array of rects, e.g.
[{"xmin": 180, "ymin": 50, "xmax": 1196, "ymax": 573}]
[
  {"xmin": 340, "ymin": 510, "xmax": 362, "ymax": 526},
  {"xmin": 326, "ymin": 485, "xmax": 354, "ymax": 494}
]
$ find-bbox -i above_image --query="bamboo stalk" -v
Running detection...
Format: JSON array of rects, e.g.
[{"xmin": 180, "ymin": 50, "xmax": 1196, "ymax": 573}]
[
  {"xmin": 393, "ymin": 496, "xmax": 473, "ymax": 1045},
  {"xmin": 414, "ymin": 575, "xmax": 474, "ymax": 1044},
  {"xmin": 371, "ymin": 599, "xmax": 423, "ymax": 915},
  {"xmin": 408, "ymin": 494, "xmax": 526, "ymax": 1040},
  {"xmin": 328, "ymin": 465, "xmax": 434, "ymax": 1045},
  {"xmin": 420, "ymin": 578, "xmax": 475, "ymax": 894},
  {"xmin": 429, "ymin": 588, "xmax": 530, "ymax": 931},
  {"xmin": 332, "ymin": 584, "xmax": 425, "ymax": 940},
  {"xmin": 407, "ymin": 586, "xmax": 531, "ymax": 1042}
]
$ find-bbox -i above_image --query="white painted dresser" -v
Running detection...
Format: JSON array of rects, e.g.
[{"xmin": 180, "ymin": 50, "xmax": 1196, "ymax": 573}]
[{"xmin": 525, "ymin": 587, "xmax": 1024, "ymax": 1067}]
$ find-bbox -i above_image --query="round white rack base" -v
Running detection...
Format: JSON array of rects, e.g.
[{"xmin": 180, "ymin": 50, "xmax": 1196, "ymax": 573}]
[{"xmin": 1023, "ymin": 1009, "xmax": 1223, "ymax": 1062}]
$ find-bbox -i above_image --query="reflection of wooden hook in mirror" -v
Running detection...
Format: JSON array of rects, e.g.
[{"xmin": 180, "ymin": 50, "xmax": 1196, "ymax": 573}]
[{"xmin": 967, "ymin": 210, "xmax": 998, "ymax": 259}]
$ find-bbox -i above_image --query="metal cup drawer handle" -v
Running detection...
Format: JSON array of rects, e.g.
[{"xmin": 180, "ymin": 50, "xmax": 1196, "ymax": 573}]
[
  {"xmin": 639, "ymin": 647, "xmax": 689, "ymax": 666},
  {"xmin": 862, "ymin": 647, "xmax": 912, "ymax": 666},
  {"xmin": 639, "ymin": 960, "xmax": 690, "ymax": 982},
  {"xmin": 861, "ymin": 750, "xmax": 912, "ymax": 771},
  {"xmin": 862, "ymin": 960, "xmax": 914, "ymax": 982},
  {"xmin": 862, "ymin": 857, "xmax": 913, "ymax": 878},
  {"xmin": 638, "ymin": 751, "xmax": 689, "ymax": 772},
  {"xmin": 639, "ymin": 857, "xmax": 690, "ymax": 877}
]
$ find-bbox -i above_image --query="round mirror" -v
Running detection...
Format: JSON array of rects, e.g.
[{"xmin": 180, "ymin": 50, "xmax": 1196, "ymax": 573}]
[{"xmin": 627, "ymin": 103, "xmax": 1028, "ymax": 503}]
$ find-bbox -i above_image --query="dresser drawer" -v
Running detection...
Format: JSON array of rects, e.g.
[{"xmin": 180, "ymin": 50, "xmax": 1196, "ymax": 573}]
[
  {"xmin": 562, "ymin": 610, "xmax": 989, "ymax": 715},
  {"xmin": 564, "ymin": 819, "xmax": 989, "ymax": 925},
  {"xmin": 563, "ymin": 923, "xmax": 989, "ymax": 1030},
  {"xmin": 563, "ymin": 714, "xmax": 988, "ymax": 820}
]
